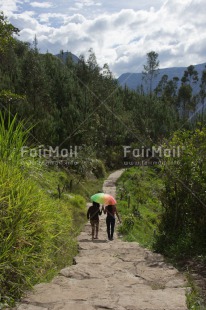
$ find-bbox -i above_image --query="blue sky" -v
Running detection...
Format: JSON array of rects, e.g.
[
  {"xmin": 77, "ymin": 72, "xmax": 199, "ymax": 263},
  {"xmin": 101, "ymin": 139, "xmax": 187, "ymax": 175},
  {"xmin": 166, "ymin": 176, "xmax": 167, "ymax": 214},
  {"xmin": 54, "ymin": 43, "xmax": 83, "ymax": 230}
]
[{"xmin": 1, "ymin": 0, "xmax": 206, "ymax": 77}]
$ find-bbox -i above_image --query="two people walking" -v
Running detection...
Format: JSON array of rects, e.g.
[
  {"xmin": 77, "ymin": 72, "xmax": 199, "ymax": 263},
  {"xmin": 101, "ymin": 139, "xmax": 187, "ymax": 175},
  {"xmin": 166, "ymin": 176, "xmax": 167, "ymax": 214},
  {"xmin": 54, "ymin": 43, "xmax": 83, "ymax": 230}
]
[{"xmin": 87, "ymin": 200, "xmax": 121, "ymax": 241}]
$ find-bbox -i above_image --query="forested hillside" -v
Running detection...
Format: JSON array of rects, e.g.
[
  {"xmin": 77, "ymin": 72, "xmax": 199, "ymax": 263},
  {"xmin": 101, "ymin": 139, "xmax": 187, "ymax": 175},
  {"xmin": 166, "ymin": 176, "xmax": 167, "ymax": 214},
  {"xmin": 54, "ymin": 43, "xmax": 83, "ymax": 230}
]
[{"xmin": 2, "ymin": 13, "xmax": 206, "ymax": 167}]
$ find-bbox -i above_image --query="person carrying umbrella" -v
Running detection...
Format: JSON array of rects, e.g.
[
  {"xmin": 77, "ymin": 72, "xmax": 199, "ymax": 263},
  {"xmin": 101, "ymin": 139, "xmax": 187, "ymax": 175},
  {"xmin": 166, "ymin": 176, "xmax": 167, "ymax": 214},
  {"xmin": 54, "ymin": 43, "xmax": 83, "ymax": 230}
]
[
  {"xmin": 87, "ymin": 201, "xmax": 102, "ymax": 240},
  {"xmin": 103, "ymin": 204, "xmax": 121, "ymax": 241}
]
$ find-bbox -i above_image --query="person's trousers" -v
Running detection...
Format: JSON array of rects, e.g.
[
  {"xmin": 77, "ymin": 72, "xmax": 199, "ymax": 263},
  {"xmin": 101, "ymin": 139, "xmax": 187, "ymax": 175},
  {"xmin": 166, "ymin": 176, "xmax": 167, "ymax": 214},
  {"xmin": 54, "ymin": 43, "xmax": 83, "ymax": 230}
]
[{"xmin": 106, "ymin": 216, "xmax": 115, "ymax": 240}]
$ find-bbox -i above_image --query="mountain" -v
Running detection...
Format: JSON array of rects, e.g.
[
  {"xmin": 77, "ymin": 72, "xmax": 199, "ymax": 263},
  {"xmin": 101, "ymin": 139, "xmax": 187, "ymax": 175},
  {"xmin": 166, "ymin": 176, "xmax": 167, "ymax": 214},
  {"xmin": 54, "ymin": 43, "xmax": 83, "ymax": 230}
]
[
  {"xmin": 56, "ymin": 51, "xmax": 79, "ymax": 64},
  {"xmin": 118, "ymin": 62, "xmax": 206, "ymax": 94}
]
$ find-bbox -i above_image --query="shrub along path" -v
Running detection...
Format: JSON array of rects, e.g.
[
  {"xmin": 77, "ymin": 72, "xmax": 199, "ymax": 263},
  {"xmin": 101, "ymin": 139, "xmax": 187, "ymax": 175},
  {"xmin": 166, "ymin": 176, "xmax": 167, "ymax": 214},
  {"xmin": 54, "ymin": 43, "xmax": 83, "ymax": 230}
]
[{"xmin": 15, "ymin": 170, "xmax": 188, "ymax": 310}]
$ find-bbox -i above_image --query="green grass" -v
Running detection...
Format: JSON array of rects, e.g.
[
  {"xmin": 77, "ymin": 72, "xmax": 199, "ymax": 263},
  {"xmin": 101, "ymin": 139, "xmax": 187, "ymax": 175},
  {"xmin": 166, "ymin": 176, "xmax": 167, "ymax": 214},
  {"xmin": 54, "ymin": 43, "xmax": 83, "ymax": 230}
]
[
  {"xmin": 116, "ymin": 167, "xmax": 164, "ymax": 249},
  {"xmin": 186, "ymin": 274, "xmax": 206, "ymax": 310},
  {"xmin": 71, "ymin": 176, "xmax": 107, "ymax": 200},
  {"xmin": 0, "ymin": 161, "xmax": 87, "ymax": 306},
  {"xmin": 0, "ymin": 113, "xmax": 88, "ymax": 307},
  {"xmin": 35, "ymin": 161, "xmax": 108, "ymax": 202}
]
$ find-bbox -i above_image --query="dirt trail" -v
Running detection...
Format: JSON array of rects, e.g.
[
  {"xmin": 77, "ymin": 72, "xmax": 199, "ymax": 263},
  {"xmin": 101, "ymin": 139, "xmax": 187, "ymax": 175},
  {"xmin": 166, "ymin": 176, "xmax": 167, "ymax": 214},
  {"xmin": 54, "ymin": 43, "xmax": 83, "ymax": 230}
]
[{"xmin": 15, "ymin": 170, "xmax": 188, "ymax": 310}]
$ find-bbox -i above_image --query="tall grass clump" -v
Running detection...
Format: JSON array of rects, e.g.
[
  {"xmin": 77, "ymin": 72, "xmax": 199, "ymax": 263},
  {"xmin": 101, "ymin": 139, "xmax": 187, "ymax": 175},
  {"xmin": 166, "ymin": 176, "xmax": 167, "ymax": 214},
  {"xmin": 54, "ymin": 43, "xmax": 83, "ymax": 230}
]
[
  {"xmin": 0, "ymin": 113, "xmax": 30, "ymax": 163},
  {"xmin": 0, "ymin": 113, "xmax": 86, "ymax": 307}
]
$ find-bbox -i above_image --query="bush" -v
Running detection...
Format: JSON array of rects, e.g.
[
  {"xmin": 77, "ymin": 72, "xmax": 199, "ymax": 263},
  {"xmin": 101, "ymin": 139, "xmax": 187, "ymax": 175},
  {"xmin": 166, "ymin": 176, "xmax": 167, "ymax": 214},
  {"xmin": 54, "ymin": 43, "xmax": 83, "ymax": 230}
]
[
  {"xmin": 92, "ymin": 159, "xmax": 106, "ymax": 179},
  {"xmin": 118, "ymin": 214, "xmax": 135, "ymax": 234}
]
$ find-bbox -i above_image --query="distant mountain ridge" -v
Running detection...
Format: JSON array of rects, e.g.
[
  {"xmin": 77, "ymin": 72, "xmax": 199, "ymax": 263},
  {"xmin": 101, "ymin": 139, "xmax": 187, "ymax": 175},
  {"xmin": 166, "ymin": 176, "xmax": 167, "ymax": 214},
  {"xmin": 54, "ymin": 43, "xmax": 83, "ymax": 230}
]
[
  {"xmin": 118, "ymin": 62, "xmax": 206, "ymax": 94},
  {"xmin": 56, "ymin": 51, "xmax": 79, "ymax": 64}
]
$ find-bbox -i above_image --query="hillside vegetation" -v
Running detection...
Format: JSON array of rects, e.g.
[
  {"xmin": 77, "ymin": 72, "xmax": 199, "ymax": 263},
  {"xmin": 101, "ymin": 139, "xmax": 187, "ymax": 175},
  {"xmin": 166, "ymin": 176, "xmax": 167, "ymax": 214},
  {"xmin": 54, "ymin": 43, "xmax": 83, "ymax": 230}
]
[
  {"xmin": 0, "ymin": 113, "xmax": 88, "ymax": 308},
  {"xmin": 2, "ymin": 12, "xmax": 206, "ymax": 170},
  {"xmin": 117, "ymin": 126, "xmax": 206, "ymax": 260},
  {"xmin": 117, "ymin": 167, "xmax": 163, "ymax": 249}
]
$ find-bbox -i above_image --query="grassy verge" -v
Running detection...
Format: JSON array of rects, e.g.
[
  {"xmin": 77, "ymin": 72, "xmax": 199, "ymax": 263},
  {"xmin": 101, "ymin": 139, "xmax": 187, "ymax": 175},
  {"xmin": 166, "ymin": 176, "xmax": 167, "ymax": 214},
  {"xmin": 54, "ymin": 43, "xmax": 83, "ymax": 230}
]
[
  {"xmin": 38, "ymin": 161, "xmax": 109, "ymax": 202},
  {"xmin": 0, "ymin": 160, "xmax": 87, "ymax": 307},
  {"xmin": 116, "ymin": 166, "xmax": 164, "ymax": 249},
  {"xmin": 0, "ymin": 113, "xmax": 89, "ymax": 308},
  {"xmin": 68, "ymin": 174, "xmax": 107, "ymax": 201},
  {"xmin": 186, "ymin": 274, "xmax": 206, "ymax": 310}
]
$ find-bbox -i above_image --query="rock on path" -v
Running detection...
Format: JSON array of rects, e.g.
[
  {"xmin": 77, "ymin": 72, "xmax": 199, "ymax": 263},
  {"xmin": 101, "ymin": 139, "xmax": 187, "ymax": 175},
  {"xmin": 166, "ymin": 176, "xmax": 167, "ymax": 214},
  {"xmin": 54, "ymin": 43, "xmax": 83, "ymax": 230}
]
[{"xmin": 15, "ymin": 170, "xmax": 188, "ymax": 310}]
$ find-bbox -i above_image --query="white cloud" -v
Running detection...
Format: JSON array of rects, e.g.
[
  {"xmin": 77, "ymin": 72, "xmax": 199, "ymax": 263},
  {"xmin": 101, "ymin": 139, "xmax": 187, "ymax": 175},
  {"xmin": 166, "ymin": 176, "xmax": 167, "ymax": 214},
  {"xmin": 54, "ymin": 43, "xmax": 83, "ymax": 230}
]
[
  {"xmin": 0, "ymin": 0, "xmax": 21, "ymax": 15},
  {"xmin": 3, "ymin": 0, "xmax": 206, "ymax": 77},
  {"xmin": 30, "ymin": 2, "xmax": 53, "ymax": 8},
  {"xmin": 38, "ymin": 12, "xmax": 65, "ymax": 24},
  {"xmin": 10, "ymin": 11, "xmax": 40, "ymax": 30},
  {"xmin": 75, "ymin": 0, "xmax": 101, "ymax": 7},
  {"xmin": 66, "ymin": 14, "xmax": 86, "ymax": 24}
]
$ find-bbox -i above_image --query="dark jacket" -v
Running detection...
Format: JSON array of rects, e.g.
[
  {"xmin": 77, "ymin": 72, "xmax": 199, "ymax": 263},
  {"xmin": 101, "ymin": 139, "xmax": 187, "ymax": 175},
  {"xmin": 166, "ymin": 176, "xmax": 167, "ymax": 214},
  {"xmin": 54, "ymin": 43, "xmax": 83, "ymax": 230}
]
[
  {"xmin": 104, "ymin": 205, "xmax": 117, "ymax": 218},
  {"xmin": 87, "ymin": 205, "xmax": 102, "ymax": 221}
]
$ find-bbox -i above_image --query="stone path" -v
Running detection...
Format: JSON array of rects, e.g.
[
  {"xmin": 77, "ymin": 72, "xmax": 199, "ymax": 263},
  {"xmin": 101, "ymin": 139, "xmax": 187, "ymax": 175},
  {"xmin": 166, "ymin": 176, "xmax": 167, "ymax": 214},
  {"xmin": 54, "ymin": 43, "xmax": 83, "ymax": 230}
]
[{"xmin": 15, "ymin": 170, "xmax": 188, "ymax": 310}]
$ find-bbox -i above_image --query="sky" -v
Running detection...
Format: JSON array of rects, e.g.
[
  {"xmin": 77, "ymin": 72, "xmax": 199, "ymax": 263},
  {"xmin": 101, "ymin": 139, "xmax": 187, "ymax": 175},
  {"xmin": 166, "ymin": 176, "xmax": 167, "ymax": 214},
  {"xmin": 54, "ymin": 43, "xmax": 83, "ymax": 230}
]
[{"xmin": 1, "ymin": 0, "xmax": 206, "ymax": 77}]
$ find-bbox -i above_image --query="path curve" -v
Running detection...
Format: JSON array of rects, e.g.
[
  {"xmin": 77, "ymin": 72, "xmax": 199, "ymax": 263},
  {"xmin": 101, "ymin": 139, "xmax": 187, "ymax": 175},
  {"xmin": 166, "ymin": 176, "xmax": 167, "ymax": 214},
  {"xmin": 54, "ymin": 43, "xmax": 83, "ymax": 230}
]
[{"xmin": 15, "ymin": 169, "xmax": 188, "ymax": 310}]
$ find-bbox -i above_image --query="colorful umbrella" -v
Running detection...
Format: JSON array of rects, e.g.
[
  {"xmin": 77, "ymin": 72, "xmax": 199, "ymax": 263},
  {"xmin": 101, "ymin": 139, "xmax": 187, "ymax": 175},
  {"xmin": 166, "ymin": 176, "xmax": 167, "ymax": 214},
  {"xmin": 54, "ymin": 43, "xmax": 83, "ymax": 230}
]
[{"xmin": 91, "ymin": 193, "xmax": 117, "ymax": 205}]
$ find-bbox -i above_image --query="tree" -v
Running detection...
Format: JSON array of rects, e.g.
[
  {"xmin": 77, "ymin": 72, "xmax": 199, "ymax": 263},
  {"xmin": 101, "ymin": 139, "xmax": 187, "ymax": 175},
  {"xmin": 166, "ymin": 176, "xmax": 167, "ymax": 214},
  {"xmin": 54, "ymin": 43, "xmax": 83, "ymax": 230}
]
[
  {"xmin": 164, "ymin": 77, "xmax": 179, "ymax": 102},
  {"xmin": 178, "ymin": 65, "xmax": 199, "ymax": 121},
  {"xmin": 181, "ymin": 65, "xmax": 198, "ymax": 86},
  {"xmin": 142, "ymin": 51, "xmax": 159, "ymax": 96},
  {"xmin": 155, "ymin": 75, "xmax": 179, "ymax": 105},
  {"xmin": 102, "ymin": 63, "xmax": 113, "ymax": 79},
  {"xmin": 0, "ymin": 12, "xmax": 19, "ymax": 54},
  {"xmin": 154, "ymin": 74, "xmax": 168, "ymax": 97},
  {"xmin": 177, "ymin": 84, "xmax": 193, "ymax": 120},
  {"xmin": 33, "ymin": 35, "xmax": 39, "ymax": 54},
  {"xmin": 199, "ymin": 66, "xmax": 206, "ymax": 128},
  {"xmin": 87, "ymin": 48, "xmax": 99, "ymax": 73}
]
